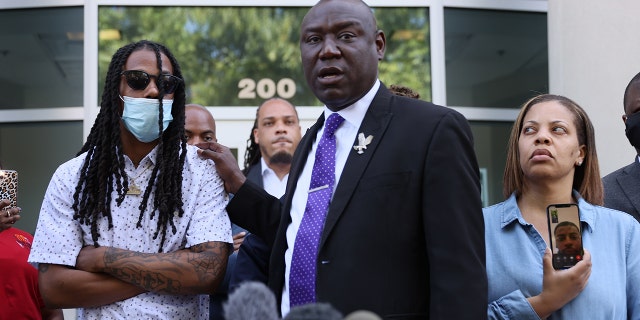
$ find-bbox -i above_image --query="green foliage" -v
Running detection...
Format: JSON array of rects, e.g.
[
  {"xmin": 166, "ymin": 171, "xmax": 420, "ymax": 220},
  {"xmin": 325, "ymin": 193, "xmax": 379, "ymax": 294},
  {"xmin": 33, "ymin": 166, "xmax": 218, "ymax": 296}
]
[
  {"xmin": 376, "ymin": 7, "xmax": 431, "ymax": 101},
  {"xmin": 98, "ymin": 6, "xmax": 431, "ymax": 106}
]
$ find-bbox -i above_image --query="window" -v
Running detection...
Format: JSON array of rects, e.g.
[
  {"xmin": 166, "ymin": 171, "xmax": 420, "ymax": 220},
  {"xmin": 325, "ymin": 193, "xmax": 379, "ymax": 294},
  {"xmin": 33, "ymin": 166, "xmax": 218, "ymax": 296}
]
[
  {"xmin": 98, "ymin": 6, "xmax": 431, "ymax": 106},
  {"xmin": 0, "ymin": 7, "xmax": 83, "ymax": 109},
  {"xmin": 470, "ymin": 121, "xmax": 513, "ymax": 206},
  {"xmin": 445, "ymin": 8, "xmax": 547, "ymax": 108}
]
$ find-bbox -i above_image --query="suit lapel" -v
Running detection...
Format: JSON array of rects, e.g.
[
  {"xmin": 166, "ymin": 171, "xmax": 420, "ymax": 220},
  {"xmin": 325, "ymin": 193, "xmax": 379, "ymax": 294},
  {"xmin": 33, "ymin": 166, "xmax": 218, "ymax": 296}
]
[
  {"xmin": 320, "ymin": 87, "xmax": 393, "ymax": 246},
  {"xmin": 619, "ymin": 160, "xmax": 640, "ymax": 214},
  {"xmin": 282, "ymin": 114, "xmax": 325, "ymax": 222},
  {"xmin": 246, "ymin": 163, "xmax": 264, "ymax": 188}
]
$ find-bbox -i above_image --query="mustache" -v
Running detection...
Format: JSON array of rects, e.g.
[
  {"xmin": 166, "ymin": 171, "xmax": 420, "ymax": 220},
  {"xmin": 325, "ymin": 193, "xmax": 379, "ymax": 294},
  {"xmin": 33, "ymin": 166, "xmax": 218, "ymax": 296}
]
[{"xmin": 271, "ymin": 136, "xmax": 293, "ymax": 144}]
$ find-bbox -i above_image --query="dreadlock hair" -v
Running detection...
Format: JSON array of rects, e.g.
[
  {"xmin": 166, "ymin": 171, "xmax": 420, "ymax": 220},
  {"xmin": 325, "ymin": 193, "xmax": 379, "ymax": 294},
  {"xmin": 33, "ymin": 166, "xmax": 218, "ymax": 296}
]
[
  {"xmin": 242, "ymin": 107, "xmax": 262, "ymax": 176},
  {"xmin": 73, "ymin": 40, "xmax": 187, "ymax": 252}
]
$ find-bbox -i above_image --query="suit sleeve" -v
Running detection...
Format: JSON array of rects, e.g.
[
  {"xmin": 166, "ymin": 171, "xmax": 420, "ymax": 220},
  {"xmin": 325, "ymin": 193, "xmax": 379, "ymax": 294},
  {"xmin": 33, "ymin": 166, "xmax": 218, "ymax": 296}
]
[
  {"xmin": 602, "ymin": 169, "xmax": 640, "ymax": 222},
  {"xmin": 422, "ymin": 111, "xmax": 488, "ymax": 319},
  {"xmin": 229, "ymin": 233, "xmax": 270, "ymax": 292},
  {"xmin": 226, "ymin": 180, "xmax": 282, "ymax": 248}
]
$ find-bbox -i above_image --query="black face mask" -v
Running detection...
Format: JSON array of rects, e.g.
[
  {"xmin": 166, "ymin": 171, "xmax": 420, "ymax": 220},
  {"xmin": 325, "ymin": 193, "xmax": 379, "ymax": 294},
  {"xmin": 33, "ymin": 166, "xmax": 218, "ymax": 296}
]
[{"xmin": 625, "ymin": 112, "xmax": 640, "ymax": 150}]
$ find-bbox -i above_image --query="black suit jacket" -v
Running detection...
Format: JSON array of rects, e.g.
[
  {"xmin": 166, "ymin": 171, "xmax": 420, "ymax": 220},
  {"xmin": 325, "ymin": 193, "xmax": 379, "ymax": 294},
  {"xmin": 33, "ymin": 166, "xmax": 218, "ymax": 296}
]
[
  {"xmin": 245, "ymin": 163, "xmax": 264, "ymax": 189},
  {"xmin": 229, "ymin": 163, "xmax": 270, "ymax": 291},
  {"xmin": 603, "ymin": 158, "xmax": 640, "ymax": 222},
  {"xmin": 228, "ymin": 85, "xmax": 487, "ymax": 319}
]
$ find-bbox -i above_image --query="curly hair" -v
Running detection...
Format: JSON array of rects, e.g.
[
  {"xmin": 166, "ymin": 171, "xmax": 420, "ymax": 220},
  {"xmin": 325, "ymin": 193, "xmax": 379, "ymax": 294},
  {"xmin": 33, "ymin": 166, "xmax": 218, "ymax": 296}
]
[
  {"xmin": 73, "ymin": 40, "xmax": 187, "ymax": 252},
  {"xmin": 389, "ymin": 84, "xmax": 420, "ymax": 99}
]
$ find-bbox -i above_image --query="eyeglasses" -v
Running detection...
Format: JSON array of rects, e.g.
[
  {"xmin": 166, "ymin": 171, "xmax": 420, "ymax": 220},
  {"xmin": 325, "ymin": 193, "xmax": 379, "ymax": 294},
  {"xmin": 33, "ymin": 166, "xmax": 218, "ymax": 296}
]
[{"xmin": 121, "ymin": 70, "xmax": 183, "ymax": 94}]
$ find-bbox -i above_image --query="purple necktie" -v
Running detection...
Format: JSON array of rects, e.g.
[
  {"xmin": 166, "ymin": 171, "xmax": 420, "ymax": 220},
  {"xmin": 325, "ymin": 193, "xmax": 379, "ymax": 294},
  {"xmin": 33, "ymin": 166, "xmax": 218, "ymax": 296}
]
[{"xmin": 289, "ymin": 113, "xmax": 345, "ymax": 307}]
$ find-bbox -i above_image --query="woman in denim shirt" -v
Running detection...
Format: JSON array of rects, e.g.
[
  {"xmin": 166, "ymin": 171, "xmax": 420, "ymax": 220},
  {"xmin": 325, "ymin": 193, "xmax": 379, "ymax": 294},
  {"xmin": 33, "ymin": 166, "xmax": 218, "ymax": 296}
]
[{"xmin": 484, "ymin": 94, "xmax": 640, "ymax": 319}]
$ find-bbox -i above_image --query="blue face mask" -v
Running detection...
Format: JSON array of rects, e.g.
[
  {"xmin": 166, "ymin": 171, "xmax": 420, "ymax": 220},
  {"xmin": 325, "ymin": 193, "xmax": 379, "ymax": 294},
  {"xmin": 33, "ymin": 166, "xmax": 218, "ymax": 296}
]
[{"xmin": 121, "ymin": 96, "xmax": 174, "ymax": 143}]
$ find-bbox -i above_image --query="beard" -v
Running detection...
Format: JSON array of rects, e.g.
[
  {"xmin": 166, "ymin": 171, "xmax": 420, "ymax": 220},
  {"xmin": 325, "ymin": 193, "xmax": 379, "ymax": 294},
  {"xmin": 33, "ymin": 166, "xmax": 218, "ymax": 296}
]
[
  {"xmin": 559, "ymin": 246, "xmax": 581, "ymax": 256},
  {"xmin": 269, "ymin": 150, "xmax": 293, "ymax": 165}
]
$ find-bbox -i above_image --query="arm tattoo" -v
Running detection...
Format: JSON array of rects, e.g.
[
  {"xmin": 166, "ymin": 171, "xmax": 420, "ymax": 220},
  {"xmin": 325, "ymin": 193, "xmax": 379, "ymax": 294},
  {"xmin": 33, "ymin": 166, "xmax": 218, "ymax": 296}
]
[
  {"xmin": 102, "ymin": 242, "xmax": 230, "ymax": 294},
  {"xmin": 188, "ymin": 242, "xmax": 230, "ymax": 281}
]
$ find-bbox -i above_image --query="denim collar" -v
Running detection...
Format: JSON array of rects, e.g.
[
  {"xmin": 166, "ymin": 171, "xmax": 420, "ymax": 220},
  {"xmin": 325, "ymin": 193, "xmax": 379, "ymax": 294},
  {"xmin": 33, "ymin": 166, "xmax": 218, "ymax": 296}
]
[{"xmin": 498, "ymin": 190, "xmax": 596, "ymax": 233}]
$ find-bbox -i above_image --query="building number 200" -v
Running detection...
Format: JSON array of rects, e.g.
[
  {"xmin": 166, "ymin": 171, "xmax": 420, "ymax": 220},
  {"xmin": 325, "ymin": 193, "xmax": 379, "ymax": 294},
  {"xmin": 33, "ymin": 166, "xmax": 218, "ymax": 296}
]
[{"xmin": 238, "ymin": 78, "xmax": 296, "ymax": 99}]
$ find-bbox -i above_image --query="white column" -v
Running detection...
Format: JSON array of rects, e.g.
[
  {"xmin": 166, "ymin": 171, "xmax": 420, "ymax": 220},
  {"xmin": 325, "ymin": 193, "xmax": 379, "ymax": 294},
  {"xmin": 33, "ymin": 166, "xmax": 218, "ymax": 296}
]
[{"xmin": 548, "ymin": 0, "xmax": 640, "ymax": 176}]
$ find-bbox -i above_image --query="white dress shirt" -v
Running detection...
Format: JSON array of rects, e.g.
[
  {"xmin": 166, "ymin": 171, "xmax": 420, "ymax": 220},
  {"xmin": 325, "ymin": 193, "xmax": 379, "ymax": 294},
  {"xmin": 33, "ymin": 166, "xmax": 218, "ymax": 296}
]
[
  {"xmin": 260, "ymin": 157, "xmax": 288, "ymax": 198},
  {"xmin": 280, "ymin": 80, "xmax": 380, "ymax": 315}
]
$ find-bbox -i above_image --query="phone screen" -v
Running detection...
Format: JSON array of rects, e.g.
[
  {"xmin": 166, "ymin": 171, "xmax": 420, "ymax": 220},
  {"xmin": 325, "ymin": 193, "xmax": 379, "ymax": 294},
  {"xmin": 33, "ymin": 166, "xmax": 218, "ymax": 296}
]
[
  {"xmin": 0, "ymin": 170, "xmax": 18, "ymax": 207},
  {"xmin": 547, "ymin": 203, "xmax": 583, "ymax": 269}
]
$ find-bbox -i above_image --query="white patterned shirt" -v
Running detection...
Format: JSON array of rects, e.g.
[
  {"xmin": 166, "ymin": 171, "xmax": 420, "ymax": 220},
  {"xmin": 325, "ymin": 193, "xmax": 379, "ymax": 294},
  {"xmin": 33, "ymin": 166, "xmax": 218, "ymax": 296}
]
[{"xmin": 29, "ymin": 144, "xmax": 232, "ymax": 320}]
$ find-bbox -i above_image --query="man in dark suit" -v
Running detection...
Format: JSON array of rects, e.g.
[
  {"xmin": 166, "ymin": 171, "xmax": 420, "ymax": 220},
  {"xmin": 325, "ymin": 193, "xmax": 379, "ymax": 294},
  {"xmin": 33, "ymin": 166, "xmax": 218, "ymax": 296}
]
[
  {"xmin": 184, "ymin": 103, "xmax": 246, "ymax": 320},
  {"xmin": 230, "ymin": 98, "xmax": 302, "ymax": 290},
  {"xmin": 198, "ymin": 0, "xmax": 487, "ymax": 318},
  {"xmin": 603, "ymin": 72, "xmax": 640, "ymax": 222}
]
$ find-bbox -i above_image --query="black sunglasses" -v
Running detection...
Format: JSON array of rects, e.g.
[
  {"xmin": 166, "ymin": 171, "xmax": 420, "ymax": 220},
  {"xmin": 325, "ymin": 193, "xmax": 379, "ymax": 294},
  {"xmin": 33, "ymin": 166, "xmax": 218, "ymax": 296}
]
[{"xmin": 121, "ymin": 70, "xmax": 183, "ymax": 94}]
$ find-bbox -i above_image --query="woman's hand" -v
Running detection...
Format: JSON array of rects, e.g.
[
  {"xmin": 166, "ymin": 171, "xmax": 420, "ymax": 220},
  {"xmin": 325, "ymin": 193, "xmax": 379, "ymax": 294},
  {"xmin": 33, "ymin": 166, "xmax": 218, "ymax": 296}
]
[
  {"xmin": 528, "ymin": 248, "xmax": 592, "ymax": 318},
  {"xmin": 0, "ymin": 199, "xmax": 21, "ymax": 231}
]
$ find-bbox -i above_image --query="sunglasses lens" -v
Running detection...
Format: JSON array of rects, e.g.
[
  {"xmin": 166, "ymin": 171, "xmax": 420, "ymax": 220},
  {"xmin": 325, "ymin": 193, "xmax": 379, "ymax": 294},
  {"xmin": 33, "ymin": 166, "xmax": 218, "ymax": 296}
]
[
  {"xmin": 122, "ymin": 70, "xmax": 180, "ymax": 93},
  {"xmin": 124, "ymin": 71, "xmax": 150, "ymax": 90},
  {"xmin": 160, "ymin": 75, "xmax": 179, "ymax": 94}
]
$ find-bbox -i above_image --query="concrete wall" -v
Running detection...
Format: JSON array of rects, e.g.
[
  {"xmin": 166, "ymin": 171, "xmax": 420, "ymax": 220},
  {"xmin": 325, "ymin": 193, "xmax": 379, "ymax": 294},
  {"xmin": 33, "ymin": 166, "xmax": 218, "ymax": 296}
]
[{"xmin": 548, "ymin": 0, "xmax": 640, "ymax": 176}]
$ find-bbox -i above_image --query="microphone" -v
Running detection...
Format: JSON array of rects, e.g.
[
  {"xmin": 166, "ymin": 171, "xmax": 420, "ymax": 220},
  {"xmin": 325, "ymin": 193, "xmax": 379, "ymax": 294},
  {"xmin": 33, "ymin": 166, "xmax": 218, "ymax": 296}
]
[
  {"xmin": 283, "ymin": 302, "xmax": 343, "ymax": 320},
  {"xmin": 344, "ymin": 310, "xmax": 383, "ymax": 320},
  {"xmin": 223, "ymin": 281, "xmax": 280, "ymax": 320}
]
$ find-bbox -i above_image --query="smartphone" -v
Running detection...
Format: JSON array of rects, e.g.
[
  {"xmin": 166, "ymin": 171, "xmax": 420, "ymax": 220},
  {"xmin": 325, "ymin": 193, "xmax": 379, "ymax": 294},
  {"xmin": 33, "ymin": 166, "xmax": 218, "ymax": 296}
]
[
  {"xmin": 0, "ymin": 170, "xmax": 18, "ymax": 207},
  {"xmin": 547, "ymin": 203, "xmax": 583, "ymax": 269}
]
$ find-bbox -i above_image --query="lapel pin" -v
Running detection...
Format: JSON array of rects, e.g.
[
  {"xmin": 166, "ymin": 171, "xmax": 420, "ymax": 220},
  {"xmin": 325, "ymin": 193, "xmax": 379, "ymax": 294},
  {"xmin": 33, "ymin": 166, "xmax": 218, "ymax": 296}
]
[{"xmin": 353, "ymin": 133, "xmax": 373, "ymax": 154}]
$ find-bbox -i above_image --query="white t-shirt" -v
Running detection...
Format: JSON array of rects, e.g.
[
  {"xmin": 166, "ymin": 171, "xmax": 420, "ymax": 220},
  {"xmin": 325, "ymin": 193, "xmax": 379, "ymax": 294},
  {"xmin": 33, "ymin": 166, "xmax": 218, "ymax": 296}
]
[{"xmin": 29, "ymin": 144, "xmax": 232, "ymax": 320}]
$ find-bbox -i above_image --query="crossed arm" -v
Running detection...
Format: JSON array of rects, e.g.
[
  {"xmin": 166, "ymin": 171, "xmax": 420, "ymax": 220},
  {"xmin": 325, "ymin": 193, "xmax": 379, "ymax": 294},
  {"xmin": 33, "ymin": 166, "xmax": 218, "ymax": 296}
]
[{"xmin": 38, "ymin": 241, "xmax": 230, "ymax": 309}]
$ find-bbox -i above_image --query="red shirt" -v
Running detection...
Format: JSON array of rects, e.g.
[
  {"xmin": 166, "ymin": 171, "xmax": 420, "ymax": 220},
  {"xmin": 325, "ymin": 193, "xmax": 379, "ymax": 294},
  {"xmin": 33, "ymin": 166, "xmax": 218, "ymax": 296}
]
[{"xmin": 0, "ymin": 227, "xmax": 44, "ymax": 320}]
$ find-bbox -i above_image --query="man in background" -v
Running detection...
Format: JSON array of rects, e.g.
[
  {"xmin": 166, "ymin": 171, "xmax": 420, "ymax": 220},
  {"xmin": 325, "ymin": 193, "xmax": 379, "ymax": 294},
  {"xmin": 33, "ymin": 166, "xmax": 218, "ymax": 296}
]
[
  {"xmin": 230, "ymin": 98, "xmax": 302, "ymax": 293},
  {"xmin": 184, "ymin": 103, "xmax": 245, "ymax": 320},
  {"xmin": 388, "ymin": 84, "xmax": 420, "ymax": 99},
  {"xmin": 185, "ymin": 100, "xmax": 301, "ymax": 319},
  {"xmin": 185, "ymin": 103, "xmax": 218, "ymax": 145},
  {"xmin": 603, "ymin": 72, "xmax": 640, "ymax": 222}
]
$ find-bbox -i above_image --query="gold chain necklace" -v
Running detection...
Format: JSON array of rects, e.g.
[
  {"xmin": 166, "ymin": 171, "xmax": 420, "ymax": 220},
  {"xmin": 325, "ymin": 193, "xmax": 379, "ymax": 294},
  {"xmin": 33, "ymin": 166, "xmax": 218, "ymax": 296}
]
[{"xmin": 126, "ymin": 164, "xmax": 152, "ymax": 196}]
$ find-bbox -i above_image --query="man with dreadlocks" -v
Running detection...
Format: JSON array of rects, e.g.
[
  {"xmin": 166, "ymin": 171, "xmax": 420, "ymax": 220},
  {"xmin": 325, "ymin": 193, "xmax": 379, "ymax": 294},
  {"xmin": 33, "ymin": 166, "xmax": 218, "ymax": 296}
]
[
  {"xmin": 228, "ymin": 98, "xmax": 301, "ymax": 291},
  {"xmin": 28, "ymin": 40, "xmax": 232, "ymax": 319},
  {"xmin": 208, "ymin": 98, "xmax": 302, "ymax": 319}
]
